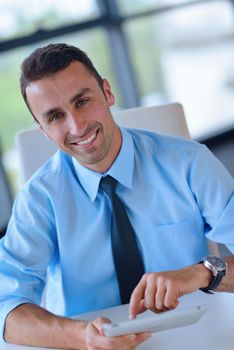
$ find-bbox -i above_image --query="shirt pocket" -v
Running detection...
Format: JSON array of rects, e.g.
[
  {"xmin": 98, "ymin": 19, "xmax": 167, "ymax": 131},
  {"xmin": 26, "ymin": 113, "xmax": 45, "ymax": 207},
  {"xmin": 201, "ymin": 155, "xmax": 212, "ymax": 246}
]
[{"xmin": 142, "ymin": 215, "xmax": 208, "ymax": 272}]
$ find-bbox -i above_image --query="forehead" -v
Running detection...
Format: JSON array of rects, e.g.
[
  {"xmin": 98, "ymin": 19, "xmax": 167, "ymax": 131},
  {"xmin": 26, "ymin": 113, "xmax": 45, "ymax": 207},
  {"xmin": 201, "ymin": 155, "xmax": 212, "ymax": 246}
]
[
  {"xmin": 26, "ymin": 61, "xmax": 99, "ymax": 113},
  {"xmin": 27, "ymin": 61, "xmax": 96, "ymax": 95}
]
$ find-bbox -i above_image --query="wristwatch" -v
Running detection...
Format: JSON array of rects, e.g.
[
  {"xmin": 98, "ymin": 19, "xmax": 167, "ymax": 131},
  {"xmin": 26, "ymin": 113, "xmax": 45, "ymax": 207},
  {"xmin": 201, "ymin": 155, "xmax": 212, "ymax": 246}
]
[{"xmin": 199, "ymin": 256, "xmax": 227, "ymax": 294}]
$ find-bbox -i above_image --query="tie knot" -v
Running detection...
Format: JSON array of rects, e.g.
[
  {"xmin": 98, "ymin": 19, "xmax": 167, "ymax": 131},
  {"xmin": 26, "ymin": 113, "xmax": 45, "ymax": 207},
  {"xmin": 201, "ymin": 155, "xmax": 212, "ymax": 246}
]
[{"xmin": 100, "ymin": 175, "xmax": 117, "ymax": 197}]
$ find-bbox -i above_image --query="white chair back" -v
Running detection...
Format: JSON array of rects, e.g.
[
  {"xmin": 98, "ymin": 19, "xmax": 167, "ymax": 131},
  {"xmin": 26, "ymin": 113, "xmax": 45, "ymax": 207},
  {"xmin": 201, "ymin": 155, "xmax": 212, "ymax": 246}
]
[
  {"xmin": 114, "ymin": 103, "xmax": 190, "ymax": 138},
  {"xmin": 16, "ymin": 128, "xmax": 57, "ymax": 185},
  {"xmin": 0, "ymin": 156, "xmax": 12, "ymax": 237}
]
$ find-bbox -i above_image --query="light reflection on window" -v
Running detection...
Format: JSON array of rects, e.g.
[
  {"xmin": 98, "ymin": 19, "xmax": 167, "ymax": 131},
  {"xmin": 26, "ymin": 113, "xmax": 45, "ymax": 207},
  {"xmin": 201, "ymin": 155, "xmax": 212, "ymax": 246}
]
[
  {"xmin": 118, "ymin": 0, "xmax": 200, "ymax": 15},
  {"xmin": 0, "ymin": 0, "xmax": 99, "ymax": 40}
]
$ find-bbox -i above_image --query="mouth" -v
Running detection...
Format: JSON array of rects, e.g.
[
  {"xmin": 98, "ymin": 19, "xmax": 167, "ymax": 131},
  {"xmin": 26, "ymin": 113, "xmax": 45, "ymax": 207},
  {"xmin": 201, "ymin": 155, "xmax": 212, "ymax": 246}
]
[{"xmin": 70, "ymin": 129, "xmax": 99, "ymax": 148}]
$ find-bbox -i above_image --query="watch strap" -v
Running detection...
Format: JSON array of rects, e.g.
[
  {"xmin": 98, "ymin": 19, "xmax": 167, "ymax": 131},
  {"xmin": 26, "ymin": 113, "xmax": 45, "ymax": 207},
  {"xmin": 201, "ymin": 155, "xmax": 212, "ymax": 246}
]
[{"xmin": 199, "ymin": 261, "xmax": 226, "ymax": 294}]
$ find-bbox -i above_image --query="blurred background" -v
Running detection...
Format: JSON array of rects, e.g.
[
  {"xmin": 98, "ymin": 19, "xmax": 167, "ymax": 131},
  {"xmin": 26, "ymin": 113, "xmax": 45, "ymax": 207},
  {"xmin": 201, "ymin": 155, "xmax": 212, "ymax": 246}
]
[{"xmin": 0, "ymin": 0, "xmax": 233, "ymax": 199}]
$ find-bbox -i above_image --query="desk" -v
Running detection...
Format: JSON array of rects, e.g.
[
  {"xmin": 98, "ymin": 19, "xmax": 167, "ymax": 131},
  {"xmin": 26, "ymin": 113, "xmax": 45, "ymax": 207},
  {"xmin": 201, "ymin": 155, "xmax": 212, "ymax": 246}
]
[{"xmin": 2, "ymin": 291, "xmax": 234, "ymax": 350}]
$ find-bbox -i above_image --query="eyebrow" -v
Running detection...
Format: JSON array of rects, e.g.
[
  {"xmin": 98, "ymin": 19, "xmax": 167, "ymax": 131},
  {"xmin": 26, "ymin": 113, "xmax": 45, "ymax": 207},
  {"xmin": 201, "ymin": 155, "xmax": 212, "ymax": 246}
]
[
  {"xmin": 70, "ymin": 88, "xmax": 92, "ymax": 104},
  {"xmin": 41, "ymin": 88, "xmax": 93, "ymax": 119}
]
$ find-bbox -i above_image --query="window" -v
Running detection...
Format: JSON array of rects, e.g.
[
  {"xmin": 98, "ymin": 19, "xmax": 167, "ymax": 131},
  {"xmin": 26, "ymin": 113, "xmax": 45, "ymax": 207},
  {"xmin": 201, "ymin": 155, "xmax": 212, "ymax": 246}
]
[
  {"xmin": 118, "ymin": 0, "xmax": 198, "ymax": 15},
  {"xmin": 124, "ymin": 0, "xmax": 234, "ymax": 137},
  {"xmin": 0, "ymin": 0, "xmax": 99, "ymax": 41}
]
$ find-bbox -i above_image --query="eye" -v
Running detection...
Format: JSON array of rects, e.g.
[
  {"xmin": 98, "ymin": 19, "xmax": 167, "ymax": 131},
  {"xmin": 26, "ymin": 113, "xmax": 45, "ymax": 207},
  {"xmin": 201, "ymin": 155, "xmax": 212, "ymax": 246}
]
[
  {"xmin": 75, "ymin": 98, "xmax": 89, "ymax": 108},
  {"xmin": 49, "ymin": 113, "xmax": 63, "ymax": 123}
]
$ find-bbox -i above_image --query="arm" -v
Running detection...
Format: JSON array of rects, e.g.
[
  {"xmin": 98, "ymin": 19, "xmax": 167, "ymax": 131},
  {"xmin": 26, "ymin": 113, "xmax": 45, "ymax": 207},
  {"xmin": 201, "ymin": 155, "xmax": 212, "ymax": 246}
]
[
  {"xmin": 5, "ymin": 303, "xmax": 87, "ymax": 349},
  {"xmin": 129, "ymin": 145, "xmax": 234, "ymax": 319},
  {"xmin": 129, "ymin": 256, "xmax": 234, "ymax": 319},
  {"xmin": 5, "ymin": 303, "xmax": 150, "ymax": 350},
  {"xmin": 2, "ymin": 194, "xmax": 150, "ymax": 349}
]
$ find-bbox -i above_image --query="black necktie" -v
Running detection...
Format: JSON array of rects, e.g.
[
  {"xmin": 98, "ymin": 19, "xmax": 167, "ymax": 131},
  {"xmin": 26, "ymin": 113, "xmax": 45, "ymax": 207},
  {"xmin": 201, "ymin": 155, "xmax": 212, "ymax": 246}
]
[{"xmin": 100, "ymin": 175, "xmax": 144, "ymax": 304}]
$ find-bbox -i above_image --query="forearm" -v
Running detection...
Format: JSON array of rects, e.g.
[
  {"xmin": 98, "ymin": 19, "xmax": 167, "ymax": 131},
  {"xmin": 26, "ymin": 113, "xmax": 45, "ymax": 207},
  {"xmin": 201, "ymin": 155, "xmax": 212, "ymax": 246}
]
[
  {"xmin": 4, "ymin": 303, "xmax": 88, "ymax": 349},
  {"xmin": 216, "ymin": 256, "xmax": 234, "ymax": 292},
  {"xmin": 129, "ymin": 256, "xmax": 234, "ymax": 317}
]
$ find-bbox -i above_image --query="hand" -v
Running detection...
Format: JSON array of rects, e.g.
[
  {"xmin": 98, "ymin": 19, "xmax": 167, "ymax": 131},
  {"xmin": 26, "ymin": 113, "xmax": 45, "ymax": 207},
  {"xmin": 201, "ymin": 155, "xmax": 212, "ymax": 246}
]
[
  {"xmin": 85, "ymin": 317, "xmax": 151, "ymax": 350},
  {"xmin": 129, "ymin": 264, "xmax": 213, "ymax": 319}
]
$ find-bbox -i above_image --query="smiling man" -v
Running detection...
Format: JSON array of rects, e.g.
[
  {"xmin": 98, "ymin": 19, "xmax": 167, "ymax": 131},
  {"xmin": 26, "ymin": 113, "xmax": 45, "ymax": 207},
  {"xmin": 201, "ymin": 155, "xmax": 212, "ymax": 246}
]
[
  {"xmin": 0, "ymin": 43, "xmax": 234, "ymax": 350},
  {"xmin": 26, "ymin": 61, "xmax": 121, "ymax": 172}
]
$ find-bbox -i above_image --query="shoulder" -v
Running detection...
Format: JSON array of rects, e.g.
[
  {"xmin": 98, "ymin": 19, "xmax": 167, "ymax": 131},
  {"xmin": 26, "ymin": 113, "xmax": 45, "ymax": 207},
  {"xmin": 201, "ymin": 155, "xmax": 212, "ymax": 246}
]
[
  {"xmin": 126, "ymin": 127, "xmax": 202, "ymax": 157},
  {"xmin": 11, "ymin": 151, "xmax": 77, "ymax": 225},
  {"xmin": 22, "ymin": 150, "xmax": 75, "ymax": 198}
]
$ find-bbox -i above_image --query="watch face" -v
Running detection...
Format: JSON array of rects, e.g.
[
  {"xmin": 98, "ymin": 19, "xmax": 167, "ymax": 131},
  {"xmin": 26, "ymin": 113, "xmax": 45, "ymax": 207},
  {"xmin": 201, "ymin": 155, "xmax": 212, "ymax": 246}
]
[{"xmin": 207, "ymin": 256, "xmax": 226, "ymax": 270}]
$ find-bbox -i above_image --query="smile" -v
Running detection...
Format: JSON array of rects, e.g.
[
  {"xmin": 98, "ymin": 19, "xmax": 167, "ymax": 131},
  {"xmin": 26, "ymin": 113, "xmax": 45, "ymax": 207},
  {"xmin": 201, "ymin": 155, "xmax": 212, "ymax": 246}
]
[{"xmin": 75, "ymin": 130, "xmax": 98, "ymax": 147}]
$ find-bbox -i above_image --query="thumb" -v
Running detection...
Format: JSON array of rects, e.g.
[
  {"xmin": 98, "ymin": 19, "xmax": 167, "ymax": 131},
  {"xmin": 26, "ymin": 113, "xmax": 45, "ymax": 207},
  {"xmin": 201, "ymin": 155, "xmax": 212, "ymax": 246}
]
[{"xmin": 92, "ymin": 317, "xmax": 112, "ymax": 336}]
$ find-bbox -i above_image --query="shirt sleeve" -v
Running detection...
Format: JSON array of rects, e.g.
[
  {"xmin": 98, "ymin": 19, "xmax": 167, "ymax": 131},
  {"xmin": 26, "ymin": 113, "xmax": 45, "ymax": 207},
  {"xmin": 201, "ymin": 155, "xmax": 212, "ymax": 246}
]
[
  {"xmin": 188, "ymin": 144, "xmax": 234, "ymax": 252},
  {"xmin": 0, "ymin": 189, "xmax": 56, "ymax": 343}
]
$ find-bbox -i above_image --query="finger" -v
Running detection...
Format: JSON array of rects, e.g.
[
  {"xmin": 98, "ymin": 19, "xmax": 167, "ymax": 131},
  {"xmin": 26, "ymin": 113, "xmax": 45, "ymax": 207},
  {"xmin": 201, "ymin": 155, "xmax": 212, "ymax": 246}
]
[
  {"xmin": 90, "ymin": 331, "xmax": 150, "ymax": 350},
  {"xmin": 129, "ymin": 275, "xmax": 148, "ymax": 319},
  {"xmin": 86, "ymin": 322, "xmax": 105, "ymax": 349},
  {"xmin": 144, "ymin": 274, "xmax": 157, "ymax": 311},
  {"xmin": 136, "ymin": 299, "xmax": 147, "ymax": 315},
  {"xmin": 89, "ymin": 318, "xmax": 147, "ymax": 350},
  {"xmin": 155, "ymin": 282, "xmax": 167, "ymax": 311},
  {"xmin": 164, "ymin": 284, "xmax": 180, "ymax": 310},
  {"xmin": 87, "ymin": 321, "xmax": 122, "ymax": 350},
  {"xmin": 105, "ymin": 333, "xmax": 151, "ymax": 350},
  {"xmin": 133, "ymin": 332, "xmax": 152, "ymax": 348}
]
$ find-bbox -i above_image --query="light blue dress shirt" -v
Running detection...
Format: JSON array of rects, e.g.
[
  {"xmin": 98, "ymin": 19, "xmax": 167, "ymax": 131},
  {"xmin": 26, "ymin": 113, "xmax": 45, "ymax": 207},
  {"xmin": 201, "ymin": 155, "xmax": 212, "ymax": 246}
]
[{"xmin": 0, "ymin": 128, "xmax": 233, "ymax": 342}]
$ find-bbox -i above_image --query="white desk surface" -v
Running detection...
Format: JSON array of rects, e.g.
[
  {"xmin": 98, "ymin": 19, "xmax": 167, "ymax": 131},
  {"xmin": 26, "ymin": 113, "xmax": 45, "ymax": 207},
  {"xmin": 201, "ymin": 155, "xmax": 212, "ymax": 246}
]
[{"xmin": 3, "ymin": 291, "xmax": 234, "ymax": 350}]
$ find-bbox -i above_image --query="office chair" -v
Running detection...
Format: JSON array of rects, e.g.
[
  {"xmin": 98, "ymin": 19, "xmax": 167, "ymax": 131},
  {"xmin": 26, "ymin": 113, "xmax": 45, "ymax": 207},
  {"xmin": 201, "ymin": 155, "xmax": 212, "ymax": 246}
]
[
  {"xmin": 15, "ymin": 102, "xmax": 220, "ymax": 257},
  {"xmin": 0, "ymin": 145, "xmax": 13, "ymax": 238}
]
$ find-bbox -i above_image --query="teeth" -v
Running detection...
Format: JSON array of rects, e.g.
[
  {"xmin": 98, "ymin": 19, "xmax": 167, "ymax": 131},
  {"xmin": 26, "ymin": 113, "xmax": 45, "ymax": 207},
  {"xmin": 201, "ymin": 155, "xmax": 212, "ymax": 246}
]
[{"xmin": 77, "ymin": 132, "xmax": 97, "ymax": 146}]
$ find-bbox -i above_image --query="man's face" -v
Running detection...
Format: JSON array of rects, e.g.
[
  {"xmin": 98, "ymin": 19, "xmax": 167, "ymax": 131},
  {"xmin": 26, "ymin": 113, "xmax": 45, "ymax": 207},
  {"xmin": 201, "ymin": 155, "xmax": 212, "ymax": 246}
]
[{"xmin": 26, "ymin": 61, "xmax": 121, "ymax": 172}]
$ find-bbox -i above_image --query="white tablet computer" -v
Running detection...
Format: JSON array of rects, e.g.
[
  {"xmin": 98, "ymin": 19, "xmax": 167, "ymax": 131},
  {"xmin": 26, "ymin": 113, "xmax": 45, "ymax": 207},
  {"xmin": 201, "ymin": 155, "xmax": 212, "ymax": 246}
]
[{"xmin": 102, "ymin": 304, "xmax": 208, "ymax": 337}]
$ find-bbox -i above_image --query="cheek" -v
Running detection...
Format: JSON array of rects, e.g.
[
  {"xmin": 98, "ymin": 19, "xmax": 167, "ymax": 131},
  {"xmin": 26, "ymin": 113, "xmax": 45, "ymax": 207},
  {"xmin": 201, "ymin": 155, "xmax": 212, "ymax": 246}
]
[{"xmin": 54, "ymin": 132, "xmax": 67, "ymax": 145}]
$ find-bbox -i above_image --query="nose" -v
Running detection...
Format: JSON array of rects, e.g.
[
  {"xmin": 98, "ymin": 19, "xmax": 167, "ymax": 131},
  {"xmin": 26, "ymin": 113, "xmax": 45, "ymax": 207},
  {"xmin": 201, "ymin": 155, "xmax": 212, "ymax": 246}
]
[{"xmin": 67, "ymin": 112, "xmax": 87, "ymax": 136}]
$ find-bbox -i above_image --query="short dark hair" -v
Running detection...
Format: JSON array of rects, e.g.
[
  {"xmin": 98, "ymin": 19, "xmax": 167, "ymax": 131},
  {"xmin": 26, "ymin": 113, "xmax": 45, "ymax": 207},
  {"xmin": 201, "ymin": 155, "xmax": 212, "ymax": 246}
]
[{"xmin": 20, "ymin": 43, "xmax": 104, "ymax": 114}]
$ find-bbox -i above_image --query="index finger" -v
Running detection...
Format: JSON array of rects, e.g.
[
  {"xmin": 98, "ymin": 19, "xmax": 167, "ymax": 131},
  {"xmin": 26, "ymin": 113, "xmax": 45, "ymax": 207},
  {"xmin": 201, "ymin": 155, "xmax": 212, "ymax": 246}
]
[{"xmin": 129, "ymin": 275, "xmax": 147, "ymax": 319}]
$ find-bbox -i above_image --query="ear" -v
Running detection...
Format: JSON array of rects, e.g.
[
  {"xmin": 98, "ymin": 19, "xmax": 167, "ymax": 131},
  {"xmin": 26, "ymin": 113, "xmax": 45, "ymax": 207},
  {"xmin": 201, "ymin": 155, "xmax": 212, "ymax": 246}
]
[{"xmin": 103, "ymin": 79, "xmax": 115, "ymax": 107}]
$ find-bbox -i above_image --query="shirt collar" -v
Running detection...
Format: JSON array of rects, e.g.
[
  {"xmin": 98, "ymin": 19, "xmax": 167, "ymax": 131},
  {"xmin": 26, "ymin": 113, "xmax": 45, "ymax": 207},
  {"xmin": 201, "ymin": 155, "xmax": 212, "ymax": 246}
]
[{"xmin": 72, "ymin": 127, "xmax": 134, "ymax": 202}]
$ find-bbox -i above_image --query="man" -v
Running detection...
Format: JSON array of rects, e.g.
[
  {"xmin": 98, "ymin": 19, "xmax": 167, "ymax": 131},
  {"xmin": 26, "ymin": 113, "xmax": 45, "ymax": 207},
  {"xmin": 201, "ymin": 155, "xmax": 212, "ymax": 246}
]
[{"xmin": 0, "ymin": 43, "xmax": 233, "ymax": 350}]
